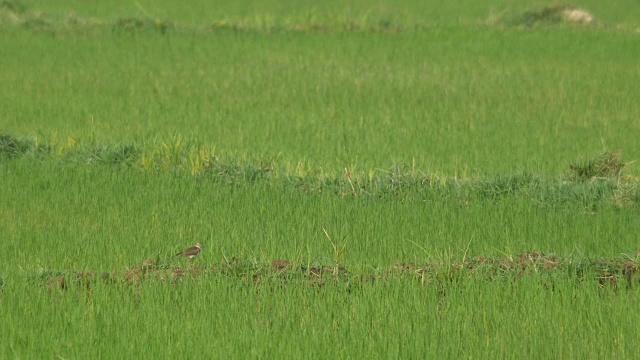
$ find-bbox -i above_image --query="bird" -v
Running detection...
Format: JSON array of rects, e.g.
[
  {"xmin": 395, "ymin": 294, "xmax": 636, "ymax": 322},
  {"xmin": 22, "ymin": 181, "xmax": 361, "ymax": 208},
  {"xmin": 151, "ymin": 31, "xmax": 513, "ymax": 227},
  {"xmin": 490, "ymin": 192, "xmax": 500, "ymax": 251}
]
[{"xmin": 175, "ymin": 242, "xmax": 202, "ymax": 259}]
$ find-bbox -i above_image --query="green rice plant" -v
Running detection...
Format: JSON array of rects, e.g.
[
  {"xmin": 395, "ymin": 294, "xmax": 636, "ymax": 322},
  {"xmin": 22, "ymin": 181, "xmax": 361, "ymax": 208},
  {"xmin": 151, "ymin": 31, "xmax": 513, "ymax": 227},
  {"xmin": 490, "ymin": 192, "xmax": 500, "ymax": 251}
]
[{"xmin": 321, "ymin": 227, "xmax": 347, "ymax": 279}]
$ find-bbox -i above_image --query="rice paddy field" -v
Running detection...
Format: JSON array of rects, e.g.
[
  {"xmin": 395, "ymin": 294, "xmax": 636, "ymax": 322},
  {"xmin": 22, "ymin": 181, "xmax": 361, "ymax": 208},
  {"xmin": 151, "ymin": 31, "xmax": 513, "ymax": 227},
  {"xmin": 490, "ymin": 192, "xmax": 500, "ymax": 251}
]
[{"xmin": 2, "ymin": 0, "xmax": 640, "ymax": 358}]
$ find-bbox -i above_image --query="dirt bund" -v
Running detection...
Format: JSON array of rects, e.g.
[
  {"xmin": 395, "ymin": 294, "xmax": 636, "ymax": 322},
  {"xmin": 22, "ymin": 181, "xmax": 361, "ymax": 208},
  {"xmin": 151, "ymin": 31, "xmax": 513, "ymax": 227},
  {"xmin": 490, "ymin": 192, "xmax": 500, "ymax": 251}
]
[{"xmin": 42, "ymin": 252, "xmax": 640, "ymax": 293}]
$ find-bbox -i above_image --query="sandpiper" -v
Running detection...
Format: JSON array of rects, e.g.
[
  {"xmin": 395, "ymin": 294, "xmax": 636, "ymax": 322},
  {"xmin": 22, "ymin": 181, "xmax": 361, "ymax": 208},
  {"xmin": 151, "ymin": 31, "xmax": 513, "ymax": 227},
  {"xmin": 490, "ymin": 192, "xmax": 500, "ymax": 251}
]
[{"xmin": 175, "ymin": 242, "xmax": 202, "ymax": 259}]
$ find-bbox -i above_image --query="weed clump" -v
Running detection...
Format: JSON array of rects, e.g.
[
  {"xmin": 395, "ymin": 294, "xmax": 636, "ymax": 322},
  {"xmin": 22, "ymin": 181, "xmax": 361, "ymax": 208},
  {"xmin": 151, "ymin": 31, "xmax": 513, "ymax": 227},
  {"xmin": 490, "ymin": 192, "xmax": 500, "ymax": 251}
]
[
  {"xmin": 502, "ymin": 4, "xmax": 594, "ymax": 27},
  {"xmin": 568, "ymin": 151, "xmax": 625, "ymax": 182},
  {"xmin": 61, "ymin": 143, "xmax": 140, "ymax": 166},
  {"xmin": 0, "ymin": 134, "xmax": 49, "ymax": 159},
  {"xmin": 520, "ymin": 5, "xmax": 571, "ymax": 26},
  {"xmin": 0, "ymin": 0, "xmax": 26, "ymax": 14},
  {"xmin": 0, "ymin": 1, "xmax": 27, "ymax": 27},
  {"xmin": 201, "ymin": 155, "xmax": 273, "ymax": 183},
  {"xmin": 112, "ymin": 17, "xmax": 173, "ymax": 34},
  {"xmin": 472, "ymin": 172, "xmax": 540, "ymax": 200},
  {"xmin": 22, "ymin": 17, "xmax": 51, "ymax": 31}
]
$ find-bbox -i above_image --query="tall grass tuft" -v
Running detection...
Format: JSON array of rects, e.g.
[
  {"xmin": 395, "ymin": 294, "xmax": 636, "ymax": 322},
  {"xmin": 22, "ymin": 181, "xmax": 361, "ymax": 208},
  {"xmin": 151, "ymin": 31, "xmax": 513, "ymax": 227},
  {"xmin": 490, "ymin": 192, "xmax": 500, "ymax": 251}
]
[
  {"xmin": 0, "ymin": 133, "xmax": 49, "ymax": 159},
  {"xmin": 568, "ymin": 151, "xmax": 626, "ymax": 182}
]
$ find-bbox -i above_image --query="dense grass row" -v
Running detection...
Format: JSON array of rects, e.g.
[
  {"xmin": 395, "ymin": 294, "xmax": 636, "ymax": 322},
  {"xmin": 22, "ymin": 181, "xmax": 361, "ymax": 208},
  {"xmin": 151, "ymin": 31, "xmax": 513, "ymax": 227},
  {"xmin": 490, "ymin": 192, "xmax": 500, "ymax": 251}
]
[{"xmin": 2, "ymin": 134, "xmax": 639, "ymax": 208}]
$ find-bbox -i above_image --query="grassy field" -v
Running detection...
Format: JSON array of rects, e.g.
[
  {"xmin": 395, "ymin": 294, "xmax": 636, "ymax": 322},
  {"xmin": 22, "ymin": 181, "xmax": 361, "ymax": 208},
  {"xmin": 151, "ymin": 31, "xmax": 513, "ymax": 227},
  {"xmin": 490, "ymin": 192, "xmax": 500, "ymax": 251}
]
[
  {"xmin": 3, "ymin": 3, "xmax": 640, "ymax": 174},
  {"xmin": 2, "ymin": 0, "xmax": 640, "ymax": 358}
]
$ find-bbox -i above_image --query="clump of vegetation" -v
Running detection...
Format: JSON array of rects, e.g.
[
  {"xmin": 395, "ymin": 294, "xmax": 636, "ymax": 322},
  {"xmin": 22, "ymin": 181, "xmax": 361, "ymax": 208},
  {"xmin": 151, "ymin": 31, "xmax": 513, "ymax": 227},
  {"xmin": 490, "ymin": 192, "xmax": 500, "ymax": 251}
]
[
  {"xmin": 568, "ymin": 151, "xmax": 626, "ymax": 182},
  {"xmin": 0, "ymin": 134, "xmax": 49, "ymax": 159},
  {"xmin": 0, "ymin": 0, "xmax": 28, "ymax": 27},
  {"xmin": 22, "ymin": 17, "xmax": 51, "ymax": 31},
  {"xmin": 112, "ymin": 17, "xmax": 173, "ymax": 34},
  {"xmin": 201, "ymin": 155, "xmax": 273, "ymax": 183},
  {"xmin": 519, "ymin": 5, "xmax": 573, "ymax": 26},
  {"xmin": 60, "ymin": 143, "xmax": 140, "ymax": 166},
  {"xmin": 501, "ymin": 4, "xmax": 595, "ymax": 27},
  {"xmin": 0, "ymin": 0, "xmax": 26, "ymax": 14}
]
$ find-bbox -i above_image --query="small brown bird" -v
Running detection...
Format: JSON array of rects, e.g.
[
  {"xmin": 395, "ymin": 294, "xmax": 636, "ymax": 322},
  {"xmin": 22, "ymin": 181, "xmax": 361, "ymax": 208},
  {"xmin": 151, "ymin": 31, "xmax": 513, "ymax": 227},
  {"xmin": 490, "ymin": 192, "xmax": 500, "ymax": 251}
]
[{"xmin": 175, "ymin": 242, "xmax": 202, "ymax": 259}]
